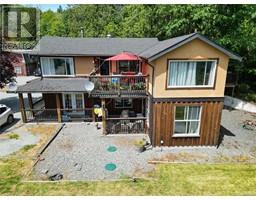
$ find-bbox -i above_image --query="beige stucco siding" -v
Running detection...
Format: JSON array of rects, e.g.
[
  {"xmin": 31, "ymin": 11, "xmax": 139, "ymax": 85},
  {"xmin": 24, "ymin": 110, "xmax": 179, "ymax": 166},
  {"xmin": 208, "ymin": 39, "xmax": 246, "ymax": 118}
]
[
  {"xmin": 75, "ymin": 56, "xmax": 95, "ymax": 75},
  {"xmin": 151, "ymin": 38, "xmax": 230, "ymax": 98}
]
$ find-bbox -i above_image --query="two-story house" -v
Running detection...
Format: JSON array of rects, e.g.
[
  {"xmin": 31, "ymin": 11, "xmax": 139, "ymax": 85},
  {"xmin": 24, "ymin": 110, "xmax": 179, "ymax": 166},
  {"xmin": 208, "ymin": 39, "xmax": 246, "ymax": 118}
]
[{"xmin": 16, "ymin": 33, "xmax": 241, "ymax": 147}]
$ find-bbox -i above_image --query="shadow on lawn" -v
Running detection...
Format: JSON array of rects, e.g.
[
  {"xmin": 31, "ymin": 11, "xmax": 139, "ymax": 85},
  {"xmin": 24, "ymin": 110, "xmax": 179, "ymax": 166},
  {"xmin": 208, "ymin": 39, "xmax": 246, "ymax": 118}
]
[{"xmin": 217, "ymin": 125, "xmax": 235, "ymax": 148}]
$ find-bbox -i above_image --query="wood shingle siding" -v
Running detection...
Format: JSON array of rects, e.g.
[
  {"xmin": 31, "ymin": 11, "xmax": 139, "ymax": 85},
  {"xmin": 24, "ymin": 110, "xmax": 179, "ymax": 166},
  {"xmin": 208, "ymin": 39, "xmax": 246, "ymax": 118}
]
[{"xmin": 152, "ymin": 98, "xmax": 223, "ymax": 147}]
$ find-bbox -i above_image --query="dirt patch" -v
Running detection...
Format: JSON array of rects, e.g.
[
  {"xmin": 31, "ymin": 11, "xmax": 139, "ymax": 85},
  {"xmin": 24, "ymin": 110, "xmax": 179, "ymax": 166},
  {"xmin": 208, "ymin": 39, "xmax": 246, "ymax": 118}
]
[
  {"xmin": 57, "ymin": 139, "xmax": 73, "ymax": 150},
  {"xmin": 26, "ymin": 124, "xmax": 57, "ymax": 135},
  {"xmin": 213, "ymin": 154, "xmax": 253, "ymax": 163},
  {"xmin": 151, "ymin": 151, "xmax": 209, "ymax": 163},
  {"xmin": 113, "ymin": 137, "xmax": 140, "ymax": 147},
  {"xmin": 10, "ymin": 124, "xmax": 61, "ymax": 179}
]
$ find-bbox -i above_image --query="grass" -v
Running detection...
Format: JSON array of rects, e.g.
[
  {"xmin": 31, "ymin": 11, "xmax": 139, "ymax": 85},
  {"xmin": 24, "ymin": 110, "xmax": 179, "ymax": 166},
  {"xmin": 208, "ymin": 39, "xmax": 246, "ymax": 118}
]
[
  {"xmin": 0, "ymin": 155, "xmax": 256, "ymax": 195},
  {"xmin": 21, "ymin": 145, "xmax": 36, "ymax": 152},
  {"xmin": 8, "ymin": 133, "xmax": 19, "ymax": 140}
]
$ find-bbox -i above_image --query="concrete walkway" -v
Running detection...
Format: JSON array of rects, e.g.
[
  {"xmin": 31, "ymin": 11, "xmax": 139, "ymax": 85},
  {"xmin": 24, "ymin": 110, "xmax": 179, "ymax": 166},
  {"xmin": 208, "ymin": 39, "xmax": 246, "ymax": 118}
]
[{"xmin": 0, "ymin": 124, "xmax": 40, "ymax": 157}]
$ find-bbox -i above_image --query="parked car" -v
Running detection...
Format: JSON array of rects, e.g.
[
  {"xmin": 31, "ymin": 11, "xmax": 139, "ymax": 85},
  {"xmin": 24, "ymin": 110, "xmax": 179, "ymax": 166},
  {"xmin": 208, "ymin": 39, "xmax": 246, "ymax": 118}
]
[{"xmin": 0, "ymin": 104, "xmax": 14, "ymax": 126}]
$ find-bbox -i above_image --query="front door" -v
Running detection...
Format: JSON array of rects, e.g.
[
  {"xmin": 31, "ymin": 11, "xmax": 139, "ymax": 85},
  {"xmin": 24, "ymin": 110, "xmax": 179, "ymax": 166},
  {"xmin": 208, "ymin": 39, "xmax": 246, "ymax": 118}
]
[{"xmin": 63, "ymin": 93, "xmax": 84, "ymax": 112}]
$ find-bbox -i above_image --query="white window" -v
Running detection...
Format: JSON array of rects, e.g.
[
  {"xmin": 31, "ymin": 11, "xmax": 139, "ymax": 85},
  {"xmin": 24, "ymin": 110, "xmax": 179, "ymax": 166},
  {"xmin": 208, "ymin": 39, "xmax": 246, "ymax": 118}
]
[
  {"xmin": 15, "ymin": 67, "xmax": 22, "ymax": 74},
  {"xmin": 115, "ymin": 99, "xmax": 132, "ymax": 108},
  {"xmin": 173, "ymin": 105, "xmax": 202, "ymax": 137},
  {"xmin": 40, "ymin": 57, "xmax": 74, "ymax": 76},
  {"xmin": 167, "ymin": 60, "xmax": 217, "ymax": 87},
  {"xmin": 62, "ymin": 93, "xmax": 84, "ymax": 111}
]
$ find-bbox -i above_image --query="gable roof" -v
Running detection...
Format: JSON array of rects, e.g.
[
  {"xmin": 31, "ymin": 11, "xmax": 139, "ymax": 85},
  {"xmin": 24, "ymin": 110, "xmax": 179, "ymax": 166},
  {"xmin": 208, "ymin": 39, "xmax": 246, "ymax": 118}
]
[
  {"xmin": 30, "ymin": 33, "xmax": 241, "ymax": 61},
  {"xmin": 139, "ymin": 33, "xmax": 242, "ymax": 61},
  {"xmin": 31, "ymin": 37, "xmax": 159, "ymax": 56}
]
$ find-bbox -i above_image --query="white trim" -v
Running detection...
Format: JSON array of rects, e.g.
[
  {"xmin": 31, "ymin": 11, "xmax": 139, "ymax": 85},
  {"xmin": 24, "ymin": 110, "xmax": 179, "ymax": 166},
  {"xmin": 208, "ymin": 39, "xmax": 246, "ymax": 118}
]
[
  {"xmin": 40, "ymin": 57, "xmax": 75, "ymax": 77},
  {"xmin": 167, "ymin": 59, "xmax": 217, "ymax": 88},
  {"xmin": 173, "ymin": 105, "xmax": 202, "ymax": 137},
  {"xmin": 172, "ymin": 134, "xmax": 200, "ymax": 138}
]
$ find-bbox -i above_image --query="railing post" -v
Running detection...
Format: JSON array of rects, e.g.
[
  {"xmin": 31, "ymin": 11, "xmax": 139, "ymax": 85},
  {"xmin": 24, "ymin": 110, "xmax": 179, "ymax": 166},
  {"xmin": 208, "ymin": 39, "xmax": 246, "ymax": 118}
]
[
  {"xmin": 92, "ymin": 108, "xmax": 96, "ymax": 122},
  {"xmin": 27, "ymin": 93, "xmax": 35, "ymax": 117},
  {"xmin": 18, "ymin": 93, "xmax": 27, "ymax": 123},
  {"xmin": 55, "ymin": 94, "xmax": 62, "ymax": 123},
  {"xmin": 146, "ymin": 75, "xmax": 149, "ymax": 92},
  {"xmin": 101, "ymin": 98, "xmax": 107, "ymax": 134}
]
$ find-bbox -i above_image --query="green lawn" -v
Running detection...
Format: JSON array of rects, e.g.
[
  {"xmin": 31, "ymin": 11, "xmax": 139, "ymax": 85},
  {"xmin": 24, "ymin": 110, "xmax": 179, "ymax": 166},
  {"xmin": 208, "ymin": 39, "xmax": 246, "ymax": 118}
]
[{"xmin": 0, "ymin": 157, "xmax": 256, "ymax": 195}]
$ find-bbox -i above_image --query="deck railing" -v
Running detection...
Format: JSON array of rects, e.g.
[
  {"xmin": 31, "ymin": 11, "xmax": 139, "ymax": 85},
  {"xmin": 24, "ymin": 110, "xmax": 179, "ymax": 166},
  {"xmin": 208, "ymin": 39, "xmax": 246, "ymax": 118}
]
[
  {"xmin": 26, "ymin": 109, "xmax": 58, "ymax": 122},
  {"xmin": 61, "ymin": 108, "xmax": 93, "ymax": 122},
  {"xmin": 89, "ymin": 75, "xmax": 149, "ymax": 95},
  {"xmin": 106, "ymin": 117, "xmax": 146, "ymax": 134},
  {"xmin": 25, "ymin": 108, "xmax": 93, "ymax": 122}
]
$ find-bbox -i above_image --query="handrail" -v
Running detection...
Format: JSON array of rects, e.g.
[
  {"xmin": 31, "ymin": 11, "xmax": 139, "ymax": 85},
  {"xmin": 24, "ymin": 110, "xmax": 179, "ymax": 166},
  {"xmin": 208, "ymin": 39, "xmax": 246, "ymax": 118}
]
[
  {"xmin": 76, "ymin": 74, "xmax": 149, "ymax": 78},
  {"xmin": 106, "ymin": 117, "xmax": 147, "ymax": 120}
]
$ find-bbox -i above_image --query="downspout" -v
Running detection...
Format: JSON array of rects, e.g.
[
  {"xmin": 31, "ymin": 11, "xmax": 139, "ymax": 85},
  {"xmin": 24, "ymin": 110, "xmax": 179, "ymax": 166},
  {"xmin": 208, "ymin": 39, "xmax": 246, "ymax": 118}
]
[{"xmin": 144, "ymin": 59, "xmax": 155, "ymax": 147}]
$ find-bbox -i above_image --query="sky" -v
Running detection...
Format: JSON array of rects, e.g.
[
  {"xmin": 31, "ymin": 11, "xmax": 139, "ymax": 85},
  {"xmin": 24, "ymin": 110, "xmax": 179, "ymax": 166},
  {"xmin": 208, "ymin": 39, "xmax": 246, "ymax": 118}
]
[{"xmin": 27, "ymin": 4, "xmax": 68, "ymax": 12}]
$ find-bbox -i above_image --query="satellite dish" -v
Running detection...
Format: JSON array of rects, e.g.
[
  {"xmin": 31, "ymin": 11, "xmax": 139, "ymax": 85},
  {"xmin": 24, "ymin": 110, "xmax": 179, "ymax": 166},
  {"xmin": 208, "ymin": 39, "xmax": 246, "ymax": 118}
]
[
  {"xmin": 84, "ymin": 78, "xmax": 95, "ymax": 96},
  {"xmin": 7, "ymin": 82, "xmax": 17, "ymax": 91}
]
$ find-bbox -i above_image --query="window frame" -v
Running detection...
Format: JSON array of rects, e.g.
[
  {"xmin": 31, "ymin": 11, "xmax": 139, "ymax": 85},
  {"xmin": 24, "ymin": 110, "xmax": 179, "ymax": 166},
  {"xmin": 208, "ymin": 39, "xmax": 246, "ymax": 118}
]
[
  {"xmin": 40, "ymin": 57, "xmax": 75, "ymax": 77},
  {"xmin": 15, "ymin": 66, "xmax": 22, "ymax": 74},
  {"xmin": 166, "ymin": 59, "xmax": 217, "ymax": 89},
  {"xmin": 114, "ymin": 99, "xmax": 133, "ymax": 109},
  {"xmin": 172, "ymin": 105, "xmax": 202, "ymax": 138},
  {"xmin": 117, "ymin": 60, "xmax": 140, "ymax": 74},
  {"xmin": 62, "ymin": 93, "xmax": 85, "ymax": 111}
]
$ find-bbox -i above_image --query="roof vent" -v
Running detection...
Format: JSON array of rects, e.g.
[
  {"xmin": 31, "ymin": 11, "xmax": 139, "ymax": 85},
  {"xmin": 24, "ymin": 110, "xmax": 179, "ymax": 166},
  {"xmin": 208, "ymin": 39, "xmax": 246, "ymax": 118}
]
[{"xmin": 107, "ymin": 34, "xmax": 111, "ymax": 38}]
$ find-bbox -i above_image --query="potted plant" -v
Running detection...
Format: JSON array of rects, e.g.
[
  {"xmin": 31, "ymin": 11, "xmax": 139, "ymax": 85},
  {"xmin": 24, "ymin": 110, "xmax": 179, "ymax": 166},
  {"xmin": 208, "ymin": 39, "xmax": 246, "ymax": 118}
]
[{"xmin": 134, "ymin": 139, "xmax": 147, "ymax": 153}]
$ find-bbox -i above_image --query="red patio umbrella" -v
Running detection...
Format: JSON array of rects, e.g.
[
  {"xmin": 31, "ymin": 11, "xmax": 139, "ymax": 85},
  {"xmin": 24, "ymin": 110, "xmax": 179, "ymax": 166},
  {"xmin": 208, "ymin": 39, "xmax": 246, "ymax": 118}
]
[{"xmin": 105, "ymin": 51, "xmax": 142, "ymax": 61}]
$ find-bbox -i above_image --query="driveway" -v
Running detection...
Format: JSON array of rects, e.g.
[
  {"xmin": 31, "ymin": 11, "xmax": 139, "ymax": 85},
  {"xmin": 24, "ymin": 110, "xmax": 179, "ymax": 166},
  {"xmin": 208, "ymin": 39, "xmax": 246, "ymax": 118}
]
[
  {"xmin": 0, "ymin": 76, "xmax": 41, "ymax": 128},
  {"xmin": 33, "ymin": 109, "xmax": 256, "ymax": 180}
]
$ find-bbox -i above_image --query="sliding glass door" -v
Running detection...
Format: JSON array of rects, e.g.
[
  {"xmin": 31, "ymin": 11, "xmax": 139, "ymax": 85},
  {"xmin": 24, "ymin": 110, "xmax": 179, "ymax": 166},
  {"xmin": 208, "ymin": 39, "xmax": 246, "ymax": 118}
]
[{"xmin": 62, "ymin": 93, "xmax": 84, "ymax": 112}]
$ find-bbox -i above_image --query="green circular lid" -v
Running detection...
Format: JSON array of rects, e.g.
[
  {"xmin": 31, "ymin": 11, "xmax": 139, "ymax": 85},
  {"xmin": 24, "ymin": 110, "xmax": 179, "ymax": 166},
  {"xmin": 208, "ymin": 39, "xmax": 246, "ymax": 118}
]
[
  {"xmin": 107, "ymin": 145, "xmax": 117, "ymax": 152},
  {"xmin": 105, "ymin": 163, "xmax": 117, "ymax": 171}
]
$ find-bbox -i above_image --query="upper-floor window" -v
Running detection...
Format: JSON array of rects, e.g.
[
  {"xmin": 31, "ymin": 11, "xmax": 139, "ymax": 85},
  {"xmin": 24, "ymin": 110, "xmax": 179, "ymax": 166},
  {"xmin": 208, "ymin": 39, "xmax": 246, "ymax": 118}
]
[
  {"xmin": 118, "ymin": 61, "xmax": 140, "ymax": 74},
  {"xmin": 40, "ymin": 57, "xmax": 75, "ymax": 76},
  {"xmin": 167, "ymin": 60, "xmax": 217, "ymax": 87}
]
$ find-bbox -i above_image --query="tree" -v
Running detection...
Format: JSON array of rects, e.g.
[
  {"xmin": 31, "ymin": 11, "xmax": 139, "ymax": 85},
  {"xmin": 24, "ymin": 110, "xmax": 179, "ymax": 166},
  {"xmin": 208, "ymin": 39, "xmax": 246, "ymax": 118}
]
[
  {"xmin": 0, "ymin": 53, "xmax": 16, "ymax": 88},
  {"xmin": 40, "ymin": 10, "xmax": 66, "ymax": 36}
]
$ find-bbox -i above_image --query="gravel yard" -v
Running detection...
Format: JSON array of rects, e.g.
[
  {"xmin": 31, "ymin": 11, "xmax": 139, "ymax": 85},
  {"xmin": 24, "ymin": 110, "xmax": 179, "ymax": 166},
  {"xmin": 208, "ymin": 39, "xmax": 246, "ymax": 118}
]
[
  {"xmin": 33, "ymin": 108, "xmax": 256, "ymax": 180},
  {"xmin": 34, "ymin": 122, "xmax": 154, "ymax": 180}
]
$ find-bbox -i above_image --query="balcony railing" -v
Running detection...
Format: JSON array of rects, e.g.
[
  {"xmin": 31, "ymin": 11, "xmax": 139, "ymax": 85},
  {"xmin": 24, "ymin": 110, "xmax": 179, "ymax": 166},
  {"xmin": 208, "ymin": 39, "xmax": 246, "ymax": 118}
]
[
  {"xmin": 25, "ymin": 108, "xmax": 93, "ymax": 122},
  {"xmin": 89, "ymin": 75, "xmax": 149, "ymax": 95}
]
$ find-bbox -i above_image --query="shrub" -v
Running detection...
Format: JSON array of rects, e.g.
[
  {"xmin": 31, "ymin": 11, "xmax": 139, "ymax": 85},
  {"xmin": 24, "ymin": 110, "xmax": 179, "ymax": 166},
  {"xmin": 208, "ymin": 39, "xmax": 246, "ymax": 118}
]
[
  {"xmin": 8, "ymin": 133, "xmax": 19, "ymax": 140},
  {"xmin": 21, "ymin": 144, "xmax": 36, "ymax": 151}
]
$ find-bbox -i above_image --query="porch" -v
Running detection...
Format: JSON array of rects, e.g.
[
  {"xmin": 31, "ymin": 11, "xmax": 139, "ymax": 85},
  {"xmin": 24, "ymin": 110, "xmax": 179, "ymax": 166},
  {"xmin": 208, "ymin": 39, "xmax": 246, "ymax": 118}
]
[{"xmin": 18, "ymin": 91, "xmax": 148, "ymax": 135}]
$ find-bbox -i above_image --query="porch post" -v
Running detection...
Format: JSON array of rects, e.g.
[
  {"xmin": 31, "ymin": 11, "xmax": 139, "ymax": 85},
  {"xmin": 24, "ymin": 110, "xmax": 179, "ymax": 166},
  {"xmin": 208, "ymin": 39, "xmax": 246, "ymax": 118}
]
[
  {"xmin": 101, "ymin": 98, "xmax": 107, "ymax": 134},
  {"xmin": 27, "ymin": 93, "xmax": 34, "ymax": 117},
  {"xmin": 55, "ymin": 94, "xmax": 62, "ymax": 123},
  {"xmin": 18, "ymin": 93, "xmax": 27, "ymax": 123}
]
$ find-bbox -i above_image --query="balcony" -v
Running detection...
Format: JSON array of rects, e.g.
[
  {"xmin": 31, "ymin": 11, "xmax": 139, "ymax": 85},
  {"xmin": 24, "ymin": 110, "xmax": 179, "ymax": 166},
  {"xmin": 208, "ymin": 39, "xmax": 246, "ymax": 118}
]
[{"xmin": 89, "ymin": 75, "xmax": 149, "ymax": 97}]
